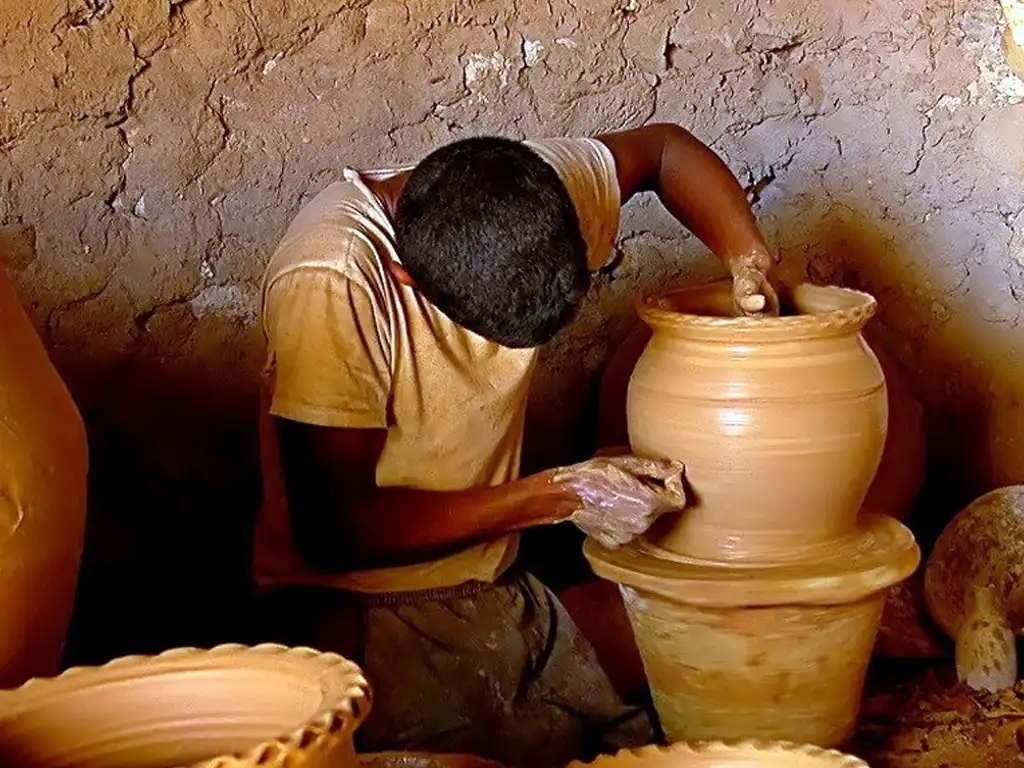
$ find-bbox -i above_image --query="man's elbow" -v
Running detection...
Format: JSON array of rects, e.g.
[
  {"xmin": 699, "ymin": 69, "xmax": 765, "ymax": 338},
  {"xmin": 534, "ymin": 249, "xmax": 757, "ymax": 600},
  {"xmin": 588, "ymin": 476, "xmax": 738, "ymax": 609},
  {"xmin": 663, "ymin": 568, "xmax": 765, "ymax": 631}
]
[{"xmin": 290, "ymin": 508, "xmax": 376, "ymax": 573}]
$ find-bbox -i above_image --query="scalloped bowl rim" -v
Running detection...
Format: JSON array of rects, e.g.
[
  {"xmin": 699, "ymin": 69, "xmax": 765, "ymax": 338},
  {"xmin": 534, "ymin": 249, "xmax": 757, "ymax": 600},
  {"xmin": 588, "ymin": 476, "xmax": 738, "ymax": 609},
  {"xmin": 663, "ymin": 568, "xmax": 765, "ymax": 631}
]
[{"xmin": 0, "ymin": 643, "xmax": 373, "ymax": 768}]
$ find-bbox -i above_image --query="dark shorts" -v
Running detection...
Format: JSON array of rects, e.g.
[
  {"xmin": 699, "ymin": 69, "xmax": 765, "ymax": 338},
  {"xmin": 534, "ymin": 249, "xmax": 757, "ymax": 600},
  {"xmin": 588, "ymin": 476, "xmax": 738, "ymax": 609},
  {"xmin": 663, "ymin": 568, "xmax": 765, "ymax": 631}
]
[{"xmin": 259, "ymin": 570, "xmax": 653, "ymax": 767}]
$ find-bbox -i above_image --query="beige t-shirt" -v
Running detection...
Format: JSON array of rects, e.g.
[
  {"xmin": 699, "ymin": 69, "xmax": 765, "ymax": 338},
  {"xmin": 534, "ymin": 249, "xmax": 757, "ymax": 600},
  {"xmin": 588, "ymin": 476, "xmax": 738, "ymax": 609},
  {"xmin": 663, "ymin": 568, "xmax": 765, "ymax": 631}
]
[{"xmin": 254, "ymin": 138, "xmax": 621, "ymax": 594}]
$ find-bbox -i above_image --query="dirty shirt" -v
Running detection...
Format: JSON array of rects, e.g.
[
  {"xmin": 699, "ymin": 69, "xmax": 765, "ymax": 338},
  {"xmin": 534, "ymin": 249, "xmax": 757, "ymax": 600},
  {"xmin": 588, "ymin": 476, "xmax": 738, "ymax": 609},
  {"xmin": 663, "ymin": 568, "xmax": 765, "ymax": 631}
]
[{"xmin": 254, "ymin": 138, "xmax": 621, "ymax": 594}]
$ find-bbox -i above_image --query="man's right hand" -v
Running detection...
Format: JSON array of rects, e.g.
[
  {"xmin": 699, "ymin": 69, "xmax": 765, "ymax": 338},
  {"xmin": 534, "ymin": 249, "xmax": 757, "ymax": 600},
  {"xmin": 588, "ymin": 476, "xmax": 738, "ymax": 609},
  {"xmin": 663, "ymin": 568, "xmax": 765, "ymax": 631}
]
[{"xmin": 552, "ymin": 455, "xmax": 686, "ymax": 549}]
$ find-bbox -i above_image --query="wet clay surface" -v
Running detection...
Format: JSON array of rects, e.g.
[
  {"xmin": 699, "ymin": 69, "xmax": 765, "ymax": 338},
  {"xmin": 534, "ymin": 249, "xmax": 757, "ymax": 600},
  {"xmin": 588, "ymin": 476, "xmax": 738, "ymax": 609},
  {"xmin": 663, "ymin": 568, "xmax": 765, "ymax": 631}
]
[{"xmin": 628, "ymin": 281, "xmax": 887, "ymax": 560}]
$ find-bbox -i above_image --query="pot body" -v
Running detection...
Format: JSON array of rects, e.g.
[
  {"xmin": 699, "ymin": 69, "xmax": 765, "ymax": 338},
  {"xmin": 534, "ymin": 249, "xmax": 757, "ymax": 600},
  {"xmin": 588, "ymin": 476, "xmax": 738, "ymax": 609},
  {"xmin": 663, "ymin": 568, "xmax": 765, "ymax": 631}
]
[
  {"xmin": 619, "ymin": 586, "xmax": 885, "ymax": 748},
  {"xmin": 627, "ymin": 282, "xmax": 887, "ymax": 559},
  {"xmin": 0, "ymin": 262, "xmax": 87, "ymax": 687},
  {"xmin": 0, "ymin": 644, "xmax": 372, "ymax": 768}
]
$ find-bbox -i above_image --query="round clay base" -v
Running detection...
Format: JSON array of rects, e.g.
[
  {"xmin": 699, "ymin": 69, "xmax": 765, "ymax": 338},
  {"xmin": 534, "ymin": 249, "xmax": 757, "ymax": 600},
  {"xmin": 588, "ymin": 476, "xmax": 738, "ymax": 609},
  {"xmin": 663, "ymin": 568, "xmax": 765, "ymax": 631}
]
[
  {"xmin": 584, "ymin": 513, "xmax": 920, "ymax": 608},
  {"xmin": 584, "ymin": 515, "xmax": 920, "ymax": 747}
]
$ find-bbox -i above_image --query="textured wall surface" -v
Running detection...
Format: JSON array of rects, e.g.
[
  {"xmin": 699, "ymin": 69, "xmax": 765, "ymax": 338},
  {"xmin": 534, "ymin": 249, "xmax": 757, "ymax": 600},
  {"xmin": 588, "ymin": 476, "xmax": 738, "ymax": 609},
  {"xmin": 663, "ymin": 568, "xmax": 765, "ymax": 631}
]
[{"xmin": 1, "ymin": 0, "xmax": 1023, "ymax": 662}]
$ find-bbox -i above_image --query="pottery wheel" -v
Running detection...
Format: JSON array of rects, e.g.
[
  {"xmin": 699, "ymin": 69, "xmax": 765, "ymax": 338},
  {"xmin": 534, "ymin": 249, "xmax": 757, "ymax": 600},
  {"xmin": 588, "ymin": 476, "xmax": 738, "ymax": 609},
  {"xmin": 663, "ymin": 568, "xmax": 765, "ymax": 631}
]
[{"xmin": 585, "ymin": 513, "xmax": 920, "ymax": 608}]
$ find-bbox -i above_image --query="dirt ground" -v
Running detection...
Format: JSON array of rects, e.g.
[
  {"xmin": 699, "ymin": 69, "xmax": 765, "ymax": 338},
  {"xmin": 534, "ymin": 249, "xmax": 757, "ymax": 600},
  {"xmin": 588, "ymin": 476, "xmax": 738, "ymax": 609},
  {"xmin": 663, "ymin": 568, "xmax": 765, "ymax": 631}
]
[{"xmin": 851, "ymin": 658, "xmax": 1024, "ymax": 767}]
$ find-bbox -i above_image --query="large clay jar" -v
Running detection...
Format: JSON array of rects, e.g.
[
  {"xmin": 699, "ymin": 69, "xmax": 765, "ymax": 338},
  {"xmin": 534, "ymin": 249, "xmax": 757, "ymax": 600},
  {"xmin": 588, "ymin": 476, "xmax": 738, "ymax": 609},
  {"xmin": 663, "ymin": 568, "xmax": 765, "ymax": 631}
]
[
  {"xmin": 0, "ymin": 259, "xmax": 88, "ymax": 687},
  {"xmin": 566, "ymin": 742, "xmax": 868, "ymax": 767},
  {"xmin": 628, "ymin": 280, "xmax": 887, "ymax": 559},
  {"xmin": 598, "ymin": 320, "xmax": 925, "ymax": 525},
  {"xmin": 0, "ymin": 643, "xmax": 372, "ymax": 768}
]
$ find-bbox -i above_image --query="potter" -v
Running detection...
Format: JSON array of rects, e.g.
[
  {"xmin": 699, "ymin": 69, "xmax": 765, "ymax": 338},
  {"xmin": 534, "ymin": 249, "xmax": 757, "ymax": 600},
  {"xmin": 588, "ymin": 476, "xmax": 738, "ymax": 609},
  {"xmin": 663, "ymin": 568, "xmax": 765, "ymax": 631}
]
[
  {"xmin": 0, "ymin": 258, "xmax": 88, "ymax": 688},
  {"xmin": 253, "ymin": 123, "xmax": 780, "ymax": 767}
]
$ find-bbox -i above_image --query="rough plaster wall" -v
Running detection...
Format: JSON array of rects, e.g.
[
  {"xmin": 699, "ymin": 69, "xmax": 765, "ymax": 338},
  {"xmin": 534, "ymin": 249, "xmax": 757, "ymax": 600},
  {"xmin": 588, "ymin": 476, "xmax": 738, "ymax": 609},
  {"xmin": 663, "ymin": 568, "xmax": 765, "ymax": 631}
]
[{"xmin": 1, "ymin": 0, "xmax": 1023, "ymax": 660}]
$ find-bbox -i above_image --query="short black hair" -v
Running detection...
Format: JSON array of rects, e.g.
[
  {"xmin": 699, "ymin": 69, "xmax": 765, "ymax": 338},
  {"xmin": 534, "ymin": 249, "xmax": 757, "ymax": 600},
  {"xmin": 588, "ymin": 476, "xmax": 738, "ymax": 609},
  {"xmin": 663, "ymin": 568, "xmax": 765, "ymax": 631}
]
[{"xmin": 394, "ymin": 136, "xmax": 589, "ymax": 348}]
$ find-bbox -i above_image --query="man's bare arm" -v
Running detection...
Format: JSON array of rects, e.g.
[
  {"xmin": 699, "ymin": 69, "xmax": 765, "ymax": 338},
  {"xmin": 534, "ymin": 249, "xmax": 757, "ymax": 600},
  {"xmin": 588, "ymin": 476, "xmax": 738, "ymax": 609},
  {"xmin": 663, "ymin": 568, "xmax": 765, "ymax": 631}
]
[
  {"xmin": 277, "ymin": 419, "xmax": 575, "ymax": 572},
  {"xmin": 597, "ymin": 123, "xmax": 779, "ymax": 313}
]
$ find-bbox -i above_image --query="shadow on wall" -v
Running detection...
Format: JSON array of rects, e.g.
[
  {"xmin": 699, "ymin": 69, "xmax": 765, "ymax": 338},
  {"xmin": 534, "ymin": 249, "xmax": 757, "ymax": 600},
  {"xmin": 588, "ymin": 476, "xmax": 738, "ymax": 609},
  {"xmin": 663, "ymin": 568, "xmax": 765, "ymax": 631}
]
[
  {"xmin": 61, "ymin": 351, "xmax": 265, "ymax": 666},
  {"xmin": 799, "ymin": 203, "xmax": 1020, "ymax": 550}
]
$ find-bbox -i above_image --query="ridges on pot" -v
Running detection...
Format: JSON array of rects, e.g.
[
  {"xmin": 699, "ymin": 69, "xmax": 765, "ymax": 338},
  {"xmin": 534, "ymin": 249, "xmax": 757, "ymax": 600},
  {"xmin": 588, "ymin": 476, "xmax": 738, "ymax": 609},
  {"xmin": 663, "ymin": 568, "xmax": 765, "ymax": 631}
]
[{"xmin": 627, "ymin": 280, "xmax": 887, "ymax": 561}]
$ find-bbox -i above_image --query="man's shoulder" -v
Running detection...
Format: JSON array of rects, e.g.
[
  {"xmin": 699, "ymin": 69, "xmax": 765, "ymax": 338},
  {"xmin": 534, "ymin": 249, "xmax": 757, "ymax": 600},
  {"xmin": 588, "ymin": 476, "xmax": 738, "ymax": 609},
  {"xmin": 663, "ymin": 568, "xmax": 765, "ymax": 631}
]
[
  {"xmin": 264, "ymin": 182, "xmax": 390, "ymax": 291},
  {"xmin": 524, "ymin": 137, "xmax": 611, "ymax": 164}
]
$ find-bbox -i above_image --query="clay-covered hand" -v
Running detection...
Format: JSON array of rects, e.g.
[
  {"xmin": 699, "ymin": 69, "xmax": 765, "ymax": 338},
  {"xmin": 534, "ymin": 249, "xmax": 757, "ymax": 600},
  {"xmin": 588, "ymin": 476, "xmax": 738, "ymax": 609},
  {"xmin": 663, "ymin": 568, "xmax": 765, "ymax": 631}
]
[
  {"xmin": 730, "ymin": 251, "xmax": 780, "ymax": 317},
  {"xmin": 554, "ymin": 455, "xmax": 686, "ymax": 549}
]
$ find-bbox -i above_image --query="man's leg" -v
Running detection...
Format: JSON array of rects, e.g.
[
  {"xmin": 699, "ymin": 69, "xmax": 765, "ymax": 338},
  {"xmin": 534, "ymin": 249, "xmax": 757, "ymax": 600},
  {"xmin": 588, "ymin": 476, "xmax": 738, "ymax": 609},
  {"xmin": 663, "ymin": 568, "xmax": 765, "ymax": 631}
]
[{"xmin": 257, "ymin": 574, "xmax": 653, "ymax": 767}]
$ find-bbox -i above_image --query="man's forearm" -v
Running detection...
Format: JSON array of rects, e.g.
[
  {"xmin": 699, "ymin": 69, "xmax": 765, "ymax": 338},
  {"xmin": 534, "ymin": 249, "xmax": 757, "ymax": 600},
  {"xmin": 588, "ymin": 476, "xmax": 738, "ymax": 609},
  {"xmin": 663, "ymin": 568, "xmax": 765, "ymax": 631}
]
[
  {"xmin": 599, "ymin": 123, "xmax": 773, "ymax": 272},
  {"xmin": 654, "ymin": 125, "xmax": 772, "ymax": 270},
  {"xmin": 300, "ymin": 471, "xmax": 573, "ymax": 572}
]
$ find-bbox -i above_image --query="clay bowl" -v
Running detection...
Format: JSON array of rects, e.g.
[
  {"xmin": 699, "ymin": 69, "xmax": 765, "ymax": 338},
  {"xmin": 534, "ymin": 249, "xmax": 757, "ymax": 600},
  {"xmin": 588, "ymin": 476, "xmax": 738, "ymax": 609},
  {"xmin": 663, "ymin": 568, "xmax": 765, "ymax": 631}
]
[
  {"xmin": 628, "ymin": 280, "xmax": 887, "ymax": 561},
  {"xmin": 567, "ymin": 742, "xmax": 869, "ymax": 767},
  {"xmin": 0, "ymin": 643, "xmax": 372, "ymax": 768}
]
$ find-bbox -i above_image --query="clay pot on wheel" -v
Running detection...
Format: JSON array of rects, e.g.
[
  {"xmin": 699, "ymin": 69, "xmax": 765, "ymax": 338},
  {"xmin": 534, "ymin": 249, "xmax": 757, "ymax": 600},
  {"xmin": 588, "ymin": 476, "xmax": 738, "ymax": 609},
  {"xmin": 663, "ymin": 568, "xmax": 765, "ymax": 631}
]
[
  {"xmin": 0, "ymin": 643, "xmax": 372, "ymax": 767},
  {"xmin": 585, "ymin": 515, "xmax": 920, "ymax": 747},
  {"xmin": 627, "ymin": 280, "xmax": 887, "ymax": 559},
  {"xmin": 0, "ymin": 259, "xmax": 87, "ymax": 687},
  {"xmin": 598, "ymin": 318, "xmax": 925, "ymax": 526},
  {"xmin": 925, "ymin": 486, "xmax": 1024, "ymax": 691},
  {"xmin": 566, "ymin": 742, "xmax": 868, "ymax": 767}
]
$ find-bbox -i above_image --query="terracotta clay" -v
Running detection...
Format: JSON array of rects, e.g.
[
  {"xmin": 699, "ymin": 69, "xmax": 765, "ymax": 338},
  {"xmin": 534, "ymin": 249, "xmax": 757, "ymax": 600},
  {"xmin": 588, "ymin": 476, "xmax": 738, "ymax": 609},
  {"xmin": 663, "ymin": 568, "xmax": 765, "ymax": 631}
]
[
  {"xmin": 857, "ymin": 336, "xmax": 925, "ymax": 524},
  {"xmin": 0, "ymin": 643, "xmax": 372, "ymax": 768},
  {"xmin": 585, "ymin": 514, "xmax": 920, "ymax": 747},
  {"xmin": 0, "ymin": 259, "xmax": 88, "ymax": 687},
  {"xmin": 566, "ymin": 742, "xmax": 868, "ymax": 768},
  {"xmin": 598, "ymin": 318, "xmax": 925, "ymax": 524},
  {"xmin": 924, "ymin": 486, "xmax": 1024, "ymax": 691},
  {"xmin": 626, "ymin": 280, "xmax": 887, "ymax": 559}
]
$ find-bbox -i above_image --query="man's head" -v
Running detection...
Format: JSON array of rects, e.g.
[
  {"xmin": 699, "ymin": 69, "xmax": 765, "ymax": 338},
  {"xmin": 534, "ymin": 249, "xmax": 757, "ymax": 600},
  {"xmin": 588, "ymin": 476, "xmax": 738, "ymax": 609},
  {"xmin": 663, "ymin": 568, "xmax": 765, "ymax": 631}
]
[{"xmin": 393, "ymin": 137, "xmax": 589, "ymax": 348}]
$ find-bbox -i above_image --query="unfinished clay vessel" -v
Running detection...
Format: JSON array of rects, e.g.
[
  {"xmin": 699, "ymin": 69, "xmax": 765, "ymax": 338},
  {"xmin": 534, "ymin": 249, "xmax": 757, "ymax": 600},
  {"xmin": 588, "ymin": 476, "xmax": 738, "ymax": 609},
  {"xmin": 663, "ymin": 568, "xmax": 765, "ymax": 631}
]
[
  {"xmin": 924, "ymin": 486, "xmax": 1024, "ymax": 692},
  {"xmin": 585, "ymin": 514, "xmax": 920, "ymax": 747},
  {"xmin": 627, "ymin": 280, "xmax": 887, "ymax": 559},
  {"xmin": 567, "ymin": 742, "xmax": 868, "ymax": 768},
  {"xmin": 0, "ymin": 643, "xmax": 372, "ymax": 767},
  {"xmin": 599, "ymin": 320, "xmax": 924, "ymax": 524},
  {"xmin": 858, "ymin": 335, "xmax": 925, "ymax": 524},
  {"xmin": 0, "ymin": 259, "xmax": 87, "ymax": 687}
]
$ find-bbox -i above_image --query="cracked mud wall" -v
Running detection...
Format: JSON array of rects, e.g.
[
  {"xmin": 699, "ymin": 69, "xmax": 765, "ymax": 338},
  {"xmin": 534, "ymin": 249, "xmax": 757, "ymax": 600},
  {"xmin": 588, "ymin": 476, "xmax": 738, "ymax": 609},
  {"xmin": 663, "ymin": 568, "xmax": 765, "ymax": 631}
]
[{"xmin": 1, "ymin": 0, "xmax": 1023, "ymax": 661}]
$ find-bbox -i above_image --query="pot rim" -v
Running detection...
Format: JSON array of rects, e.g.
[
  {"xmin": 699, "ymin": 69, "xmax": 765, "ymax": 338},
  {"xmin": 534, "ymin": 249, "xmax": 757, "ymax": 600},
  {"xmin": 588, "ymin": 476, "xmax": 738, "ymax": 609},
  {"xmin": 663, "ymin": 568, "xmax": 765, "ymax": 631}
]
[
  {"xmin": 638, "ymin": 281, "xmax": 877, "ymax": 341},
  {"xmin": 566, "ymin": 740, "xmax": 869, "ymax": 767},
  {"xmin": 0, "ymin": 643, "xmax": 372, "ymax": 768}
]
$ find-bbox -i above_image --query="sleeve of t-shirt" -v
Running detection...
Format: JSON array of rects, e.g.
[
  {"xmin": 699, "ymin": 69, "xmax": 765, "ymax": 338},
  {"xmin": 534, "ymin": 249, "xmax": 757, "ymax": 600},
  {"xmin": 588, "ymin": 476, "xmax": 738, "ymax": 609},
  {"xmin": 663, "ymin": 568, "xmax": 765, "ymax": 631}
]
[
  {"xmin": 525, "ymin": 137, "xmax": 622, "ymax": 271},
  {"xmin": 264, "ymin": 266, "xmax": 392, "ymax": 430}
]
